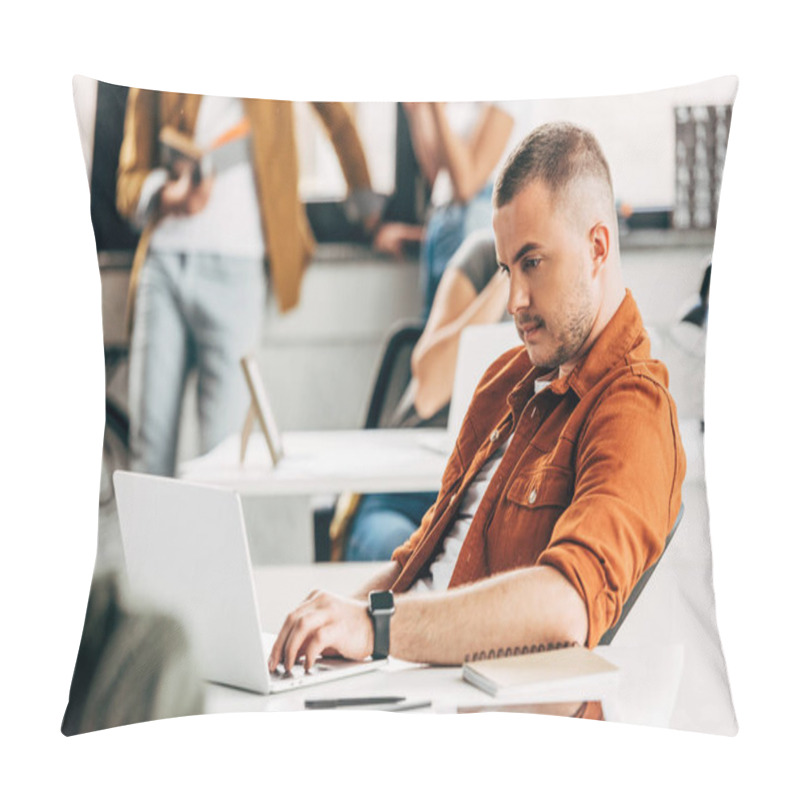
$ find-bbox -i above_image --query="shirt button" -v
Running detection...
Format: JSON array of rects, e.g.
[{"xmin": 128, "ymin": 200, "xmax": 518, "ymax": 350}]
[
  {"xmin": 490, "ymin": 430, "xmax": 500, "ymax": 442},
  {"xmin": 528, "ymin": 488, "xmax": 538, "ymax": 504}
]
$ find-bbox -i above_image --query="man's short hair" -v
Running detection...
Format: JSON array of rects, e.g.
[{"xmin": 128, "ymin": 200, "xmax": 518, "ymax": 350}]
[{"xmin": 493, "ymin": 122, "xmax": 614, "ymax": 212}]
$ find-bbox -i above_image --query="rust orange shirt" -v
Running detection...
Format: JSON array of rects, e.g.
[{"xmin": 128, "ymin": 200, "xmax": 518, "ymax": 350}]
[{"xmin": 390, "ymin": 290, "xmax": 686, "ymax": 648}]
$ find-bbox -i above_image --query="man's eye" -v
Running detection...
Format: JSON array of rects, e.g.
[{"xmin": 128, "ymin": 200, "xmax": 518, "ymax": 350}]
[
  {"xmin": 523, "ymin": 258, "xmax": 541, "ymax": 270},
  {"xmin": 498, "ymin": 264, "xmax": 509, "ymax": 276}
]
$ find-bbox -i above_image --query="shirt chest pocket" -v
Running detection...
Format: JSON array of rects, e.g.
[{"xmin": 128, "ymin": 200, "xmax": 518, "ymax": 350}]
[
  {"xmin": 487, "ymin": 466, "xmax": 575, "ymax": 570},
  {"xmin": 506, "ymin": 466, "xmax": 574, "ymax": 510}
]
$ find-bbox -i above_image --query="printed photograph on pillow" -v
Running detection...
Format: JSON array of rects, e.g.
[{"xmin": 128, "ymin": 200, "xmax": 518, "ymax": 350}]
[{"xmin": 64, "ymin": 75, "xmax": 738, "ymax": 735}]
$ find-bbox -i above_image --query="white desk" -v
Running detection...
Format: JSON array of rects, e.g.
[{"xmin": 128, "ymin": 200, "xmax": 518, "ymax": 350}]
[
  {"xmin": 179, "ymin": 420, "xmax": 704, "ymax": 494},
  {"xmin": 203, "ymin": 563, "xmax": 685, "ymax": 728},
  {"xmin": 178, "ymin": 429, "xmax": 450, "ymax": 563},
  {"xmin": 179, "ymin": 428, "xmax": 449, "ymax": 496},
  {"xmin": 177, "ymin": 421, "xmax": 703, "ymax": 564}
]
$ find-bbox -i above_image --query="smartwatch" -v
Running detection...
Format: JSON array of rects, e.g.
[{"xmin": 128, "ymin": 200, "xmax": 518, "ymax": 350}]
[{"xmin": 367, "ymin": 590, "xmax": 395, "ymax": 660}]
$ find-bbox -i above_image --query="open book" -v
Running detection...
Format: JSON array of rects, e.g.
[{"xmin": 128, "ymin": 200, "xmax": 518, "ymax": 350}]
[
  {"xmin": 462, "ymin": 645, "xmax": 620, "ymax": 701},
  {"xmin": 159, "ymin": 118, "xmax": 251, "ymax": 183}
]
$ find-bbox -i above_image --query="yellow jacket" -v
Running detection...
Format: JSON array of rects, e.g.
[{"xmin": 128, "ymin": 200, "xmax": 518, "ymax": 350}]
[{"xmin": 117, "ymin": 90, "xmax": 372, "ymax": 315}]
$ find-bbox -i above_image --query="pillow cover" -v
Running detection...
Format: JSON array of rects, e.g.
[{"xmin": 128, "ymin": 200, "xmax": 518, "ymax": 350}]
[{"xmin": 67, "ymin": 75, "xmax": 738, "ymax": 735}]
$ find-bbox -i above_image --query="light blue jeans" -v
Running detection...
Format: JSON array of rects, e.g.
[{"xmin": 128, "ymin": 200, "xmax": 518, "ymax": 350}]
[
  {"xmin": 128, "ymin": 251, "xmax": 265, "ymax": 476},
  {"xmin": 421, "ymin": 183, "xmax": 493, "ymax": 318}
]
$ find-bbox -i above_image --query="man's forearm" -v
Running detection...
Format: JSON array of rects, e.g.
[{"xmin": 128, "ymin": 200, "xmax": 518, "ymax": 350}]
[
  {"xmin": 268, "ymin": 564, "xmax": 588, "ymax": 672},
  {"xmin": 390, "ymin": 566, "xmax": 589, "ymax": 664}
]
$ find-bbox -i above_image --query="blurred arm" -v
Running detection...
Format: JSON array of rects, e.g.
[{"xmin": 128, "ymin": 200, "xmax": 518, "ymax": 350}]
[
  {"xmin": 312, "ymin": 102, "xmax": 383, "ymax": 232},
  {"xmin": 411, "ymin": 265, "xmax": 508, "ymax": 419},
  {"xmin": 429, "ymin": 102, "xmax": 513, "ymax": 203},
  {"xmin": 311, "ymin": 101, "xmax": 373, "ymax": 190},
  {"xmin": 401, "ymin": 102, "xmax": 443, "ymax": 186}
]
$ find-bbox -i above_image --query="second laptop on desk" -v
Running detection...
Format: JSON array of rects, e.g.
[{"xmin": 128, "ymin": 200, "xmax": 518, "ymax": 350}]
[{"xmin": 113, "ymin": 471, "xmax": 381, "ymax": 694}]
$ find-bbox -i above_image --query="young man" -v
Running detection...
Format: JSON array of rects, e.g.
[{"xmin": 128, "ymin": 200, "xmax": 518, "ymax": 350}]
[{"xmin": 269, "ymin": 122, "xmax": 686, "ymax": 672}]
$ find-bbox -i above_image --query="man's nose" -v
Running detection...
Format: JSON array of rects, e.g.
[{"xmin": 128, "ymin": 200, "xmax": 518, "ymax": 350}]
[{"xmin": 507, "ymin": 271, "xmax": 530, "ymax": 316}]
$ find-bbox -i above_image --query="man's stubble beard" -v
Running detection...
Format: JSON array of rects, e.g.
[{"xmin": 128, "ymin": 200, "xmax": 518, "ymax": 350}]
[{"xmin": 522, "ymin": 277, "xmax": 596, "ymax": 373}]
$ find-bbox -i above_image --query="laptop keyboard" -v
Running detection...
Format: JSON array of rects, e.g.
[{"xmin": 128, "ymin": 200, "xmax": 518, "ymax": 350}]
[{"xmin": 261, "ymin": 633, "xmax": 359, "ymax": 689}]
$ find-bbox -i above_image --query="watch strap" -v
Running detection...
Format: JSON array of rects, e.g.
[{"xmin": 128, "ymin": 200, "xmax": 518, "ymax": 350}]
[
  {"xmin": 368, "ymin": 590, "xmax": 394, "ymax": 660},
  {"xmin": 371, "ymin": 609, "xmax": 391, "ymax": 660}
]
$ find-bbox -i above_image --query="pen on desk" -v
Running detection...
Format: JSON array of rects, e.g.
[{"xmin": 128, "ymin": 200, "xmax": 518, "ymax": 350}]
[{"xmin": 305, "ymin": 696, "xmax": 406, "ymax": 709}]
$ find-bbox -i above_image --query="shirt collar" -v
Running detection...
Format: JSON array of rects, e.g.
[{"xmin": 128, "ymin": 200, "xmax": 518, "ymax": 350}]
[{"xmin": 563, "ymin": 289, "xmax": 647, "ymax": 398}]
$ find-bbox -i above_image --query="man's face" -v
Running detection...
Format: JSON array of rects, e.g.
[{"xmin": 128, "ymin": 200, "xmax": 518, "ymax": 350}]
[{"xmin": 493, "ymin": 180, "xmax": 600, "ymax": 374}]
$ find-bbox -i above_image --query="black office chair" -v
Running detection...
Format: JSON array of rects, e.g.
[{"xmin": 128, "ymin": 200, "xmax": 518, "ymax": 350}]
[
  {"xmin": 364, "ymin": 319, "xmax": 426, "ymax": 430},
  {"xmin": 312, "ymin": 319, "xmax": 428, "ymax": 561},
  {"xmin": 598, "ymin": 504, "xmax": 684, "ymax": 646}
]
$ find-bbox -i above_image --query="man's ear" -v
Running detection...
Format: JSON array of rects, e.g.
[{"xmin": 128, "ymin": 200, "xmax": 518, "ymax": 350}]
[{"xmin": 589, "ymin": 222, "xmax": 610, "ymax": 277}]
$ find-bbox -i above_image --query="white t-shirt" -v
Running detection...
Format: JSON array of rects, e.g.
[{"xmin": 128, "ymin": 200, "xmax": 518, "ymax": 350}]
[
  {"xmin": 430, "ymin": 101, "xmax": 520, "ymax": 208},
  {"xmin": 431, "ymin": 101, "xmax": 527, "ymax": 206},
  {"xmin": 149, "ymin": 96, "xmax": 265, "ymax": 258},
  {"xmin": 411, "ymin": 436, "xmax": 511, "ymax": 594}
]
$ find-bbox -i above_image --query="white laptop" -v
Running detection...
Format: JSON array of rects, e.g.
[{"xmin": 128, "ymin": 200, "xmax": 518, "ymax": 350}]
[
  {"xmin": 113, "ymin": 470, "xmax": 381, "ymax": 694},
  {"xmin": 422, "ymin": 321, "xmax": 520, "ymax": 454}
]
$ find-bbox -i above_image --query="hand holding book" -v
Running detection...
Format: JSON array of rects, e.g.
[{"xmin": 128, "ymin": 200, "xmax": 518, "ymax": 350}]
[
  {"xmin": 158, "ymin": 160, "xmax": 214, "ymax": 218},
  {"xmin": 156, "ymin": 118, "xmax": 251, "ymax": 219}
]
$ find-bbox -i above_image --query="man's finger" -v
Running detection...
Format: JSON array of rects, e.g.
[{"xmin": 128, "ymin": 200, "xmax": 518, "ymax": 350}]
[
  {"xmin": 283, "ymin": 610, "xmax": 328, "ymax": 673},
  {"xmin": 302, "ymin": 629, "xmax": 332, "ymax": 673},
  {"xmin": 268, "ymin": 607, "xmax": 304, "ymax": 671}
]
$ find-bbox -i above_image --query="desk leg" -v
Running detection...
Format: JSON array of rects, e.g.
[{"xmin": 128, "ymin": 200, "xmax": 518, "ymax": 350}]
[{"xmin": 240, "ymin": 495, "xmax": 315, "ymax": 565}]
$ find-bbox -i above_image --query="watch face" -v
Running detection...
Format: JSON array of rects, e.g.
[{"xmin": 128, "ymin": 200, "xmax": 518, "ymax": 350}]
[{"xmin": 370, "ymin": 591, "xmax": 394, "ymax": 612}]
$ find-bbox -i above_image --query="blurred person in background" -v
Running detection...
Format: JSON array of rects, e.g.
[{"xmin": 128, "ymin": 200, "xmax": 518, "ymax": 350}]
[
  {"xmin": 372, "ymin": 101, "xmax": 517, "ymax": 318},
  {"xmin": 62, "ymin": 572, "xmax": 204, "ymax": 735},
  {"xmin": 117, "ymin": 91, "xmax": 379, "ymax": 476}
]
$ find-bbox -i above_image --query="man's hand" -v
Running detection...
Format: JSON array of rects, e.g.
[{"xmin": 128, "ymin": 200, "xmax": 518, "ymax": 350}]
[
  {"xmin": 267, "ymin": 590, "xmax": 374, "ymax": 673},
  {"xmin": 372, "ymin": 222, "xmax": 424, "ymax": 259},
  {"xmin": 159, "ymin": 160, "xmax": 214, "ymax": 218}
]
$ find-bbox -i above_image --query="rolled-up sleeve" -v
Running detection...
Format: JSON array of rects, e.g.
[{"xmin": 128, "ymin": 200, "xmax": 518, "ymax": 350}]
[
  {"xmin": 391, "ymin": 502, "xmax": 438, "ymax": 570},
  {"xmin": 537, "ymin": 374, "xmax": 686, "ymax": 647}
]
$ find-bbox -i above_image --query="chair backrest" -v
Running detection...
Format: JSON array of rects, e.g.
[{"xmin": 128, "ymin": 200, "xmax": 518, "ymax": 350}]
[
  {"xmin": 366, "ymin": 319, "xmax": 520, "ymax": 433},
  {"xmin": 598, "ymin": 504, "xmax": 684, "ymax": 646},
  {"xmin": 364, "ymin": 319, "xmax": 425, "ymax": 430}
]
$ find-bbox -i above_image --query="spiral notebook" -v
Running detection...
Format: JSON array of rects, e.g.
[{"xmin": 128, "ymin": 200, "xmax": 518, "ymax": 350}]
[{"xmin": 462, "ymin": 644, "xmax": 620, "ymax": 701}]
